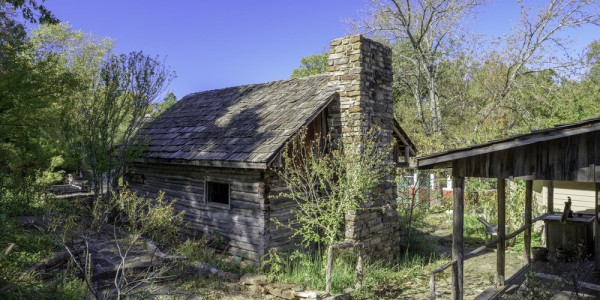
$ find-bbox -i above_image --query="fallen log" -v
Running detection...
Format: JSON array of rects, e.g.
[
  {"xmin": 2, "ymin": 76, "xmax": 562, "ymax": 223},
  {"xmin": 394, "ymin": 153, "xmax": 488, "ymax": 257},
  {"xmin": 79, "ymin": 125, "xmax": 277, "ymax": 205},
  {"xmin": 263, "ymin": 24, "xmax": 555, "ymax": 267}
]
[{"xmin": 32, "ymin": 247, "xmax": 84, "ymax": 272}]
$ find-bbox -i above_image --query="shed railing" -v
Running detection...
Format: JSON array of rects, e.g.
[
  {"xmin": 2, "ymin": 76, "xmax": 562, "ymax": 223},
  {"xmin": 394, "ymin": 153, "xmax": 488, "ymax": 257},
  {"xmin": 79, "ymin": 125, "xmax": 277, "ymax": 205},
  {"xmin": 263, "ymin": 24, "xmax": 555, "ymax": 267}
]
[{"xmin": 429, "ymin": 213, "xmax": 548, "ymax": 300}]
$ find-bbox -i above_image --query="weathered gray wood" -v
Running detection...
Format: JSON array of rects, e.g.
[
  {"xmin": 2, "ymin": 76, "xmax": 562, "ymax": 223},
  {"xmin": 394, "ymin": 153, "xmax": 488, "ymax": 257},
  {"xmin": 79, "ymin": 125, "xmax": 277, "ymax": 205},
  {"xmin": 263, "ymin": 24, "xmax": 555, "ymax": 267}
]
[
  {"xmin": 326, "ymin": 245, "xmax": 334, "ymax": 293},
  {"xmin": 524, "ymin": 180, "xmax": 532, "ymax": 264},
  {"xmin": 427, "ymin": 131, "xmax": 600, "ymax": 182},
  {"xmin": 130, "ymin": 162, "xmax": 267, "ymax": 263},
  {"xmin": 418, "ymin": 120, "xmax": 600, "ymax": 170},
  {"xmin": 497, "ymin": 178, "xmax": 506, "ymax": 286},
  {"xmin": 548, "ymin": 180, "xmax": 554, "ymax": 213},
  {"xmin": 430, "ymin": 213, "xmax": 548, "ymax": 300},
  {"xmin": 534, "ymin": 273, "xmax": 600, "ymax": 291},
  {"xmin": 452, "ymin": 176, "xmax": 464, "ymax": 300},
  {"xmin": 431, "ymin": 259, "xmax": 456, "ymax": 299},
  {"xmin": 595, "ymin": 182, "xmax": 600, "ymax": 270},
  {"xmin": 143, "ymin": 178, "xmax": 205, "ymax": 194},
  {"xmin": 139, "ymin": 157, "xmax": 268, "ymax": 170}
]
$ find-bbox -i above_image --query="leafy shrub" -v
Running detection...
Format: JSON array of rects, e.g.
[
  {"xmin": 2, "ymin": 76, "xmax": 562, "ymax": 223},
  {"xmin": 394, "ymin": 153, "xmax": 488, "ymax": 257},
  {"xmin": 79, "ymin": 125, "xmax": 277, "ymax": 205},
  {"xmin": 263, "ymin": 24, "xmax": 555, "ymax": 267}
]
[
  {"xmin": 92, "ymin": 188, "xmax": 185, "ymax": 246},
  {"xmin": 0, "ymin": 176, "xmax": 48, "ymax": 217}
]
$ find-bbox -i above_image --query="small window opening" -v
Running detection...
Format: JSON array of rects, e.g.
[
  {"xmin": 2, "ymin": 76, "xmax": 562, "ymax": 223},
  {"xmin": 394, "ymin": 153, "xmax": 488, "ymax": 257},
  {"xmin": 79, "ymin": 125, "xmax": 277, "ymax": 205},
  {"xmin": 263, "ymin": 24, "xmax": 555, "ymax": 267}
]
[{"xmin": 206, "ymin": 181, "xmax": 229, "ymax": 206}]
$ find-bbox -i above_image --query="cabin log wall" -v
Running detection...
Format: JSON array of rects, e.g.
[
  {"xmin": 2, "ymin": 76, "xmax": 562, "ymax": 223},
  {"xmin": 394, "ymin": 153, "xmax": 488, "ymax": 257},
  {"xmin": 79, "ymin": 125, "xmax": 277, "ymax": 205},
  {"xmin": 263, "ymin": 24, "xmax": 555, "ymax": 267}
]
[
  {"xmin": 129, "ymin": 162, "xmax": 266, "ymax": 263},
  {"xmin": 264, "ymin": 170, "xmax": 303, "ymax": 253}
]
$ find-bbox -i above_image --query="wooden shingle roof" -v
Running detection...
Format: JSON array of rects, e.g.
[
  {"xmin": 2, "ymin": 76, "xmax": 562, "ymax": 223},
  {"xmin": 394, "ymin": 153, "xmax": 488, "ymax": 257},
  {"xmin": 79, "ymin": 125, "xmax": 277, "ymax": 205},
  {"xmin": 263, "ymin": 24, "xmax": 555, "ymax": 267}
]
[{"xmin": 138, "ymin": 75, "xmax": 337, "ymax": 169}]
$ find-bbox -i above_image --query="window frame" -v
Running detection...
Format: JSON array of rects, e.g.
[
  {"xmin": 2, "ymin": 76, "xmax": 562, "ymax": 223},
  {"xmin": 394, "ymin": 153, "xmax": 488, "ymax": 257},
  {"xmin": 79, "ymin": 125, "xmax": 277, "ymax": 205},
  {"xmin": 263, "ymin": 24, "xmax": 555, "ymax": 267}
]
[{"xmin": 205, "ymin": 180, "xmax": 231, "ymax": 210}]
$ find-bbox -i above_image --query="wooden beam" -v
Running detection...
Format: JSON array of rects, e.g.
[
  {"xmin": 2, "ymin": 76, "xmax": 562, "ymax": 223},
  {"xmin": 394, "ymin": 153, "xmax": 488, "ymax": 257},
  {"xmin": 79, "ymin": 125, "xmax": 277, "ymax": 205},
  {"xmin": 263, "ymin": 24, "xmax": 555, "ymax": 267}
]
[
  {"xmin": 534, "ymin": 273, "xmax": 600, "ymax": 291},
  {"xmin": 497, "ymin": 178, "xmax": 506, "ymax": 286},
  {"xmin": 524, "ymin": 180, "xmax": 533, "ymax": 264},
  {"xmin": 417, "ymin": 120, "xmax": 600, "ymax": 169},
  {"xmin": 452, "ymin": 176, "xmax": 464, "ymax": 300},
  {"xmin": 595, "ymin": 182, "xmax": 600, "ymax": 270},
  {"xmin": 547, "ymin": 180, "xmax": 554, "ymax": 213}
]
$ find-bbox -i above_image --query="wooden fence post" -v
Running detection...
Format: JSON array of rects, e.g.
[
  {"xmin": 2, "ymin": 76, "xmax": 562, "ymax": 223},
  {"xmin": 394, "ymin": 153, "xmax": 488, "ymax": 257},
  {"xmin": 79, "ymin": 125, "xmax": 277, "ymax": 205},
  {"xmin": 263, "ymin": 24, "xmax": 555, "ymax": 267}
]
[
  {"xmin": 525, "ymin": 180, "xmax": 532, "ymax": 264},
  {"xmin": 547, "ymin": 180, "xmax": 554, "ymax": 213},
  {"xmin": 497, "ymin": 178, "xmax": 506, "ymax": 286},
  {"xmin": 452, "ymin": 176, "xmax": 464, "ymax": 300},
  {"xmin": 595, "ymin": 183, "xmax": 600, "ymax": 270},
  {"xmin": 326, "ymin": 245, "xmax": 333, "ymax": 293}
]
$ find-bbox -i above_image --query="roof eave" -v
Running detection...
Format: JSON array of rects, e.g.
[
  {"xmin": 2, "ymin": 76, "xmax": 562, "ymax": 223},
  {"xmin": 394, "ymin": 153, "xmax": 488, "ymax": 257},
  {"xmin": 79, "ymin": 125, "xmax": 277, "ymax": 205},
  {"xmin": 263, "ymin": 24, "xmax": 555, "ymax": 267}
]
[
  {"xmin": 392, "ymin": 118, "xmax": 417, "ymax": 156},
  {"xmin": 136, "ymin": 157, "xmax": 268, "ymax": 170},
  {"xmin": 416, "ymin": 117, "xmax": 600, "ymax": 170},
  {"xmin": 265, "ymin": 92, "xmax": 339, "ymax": 168}
]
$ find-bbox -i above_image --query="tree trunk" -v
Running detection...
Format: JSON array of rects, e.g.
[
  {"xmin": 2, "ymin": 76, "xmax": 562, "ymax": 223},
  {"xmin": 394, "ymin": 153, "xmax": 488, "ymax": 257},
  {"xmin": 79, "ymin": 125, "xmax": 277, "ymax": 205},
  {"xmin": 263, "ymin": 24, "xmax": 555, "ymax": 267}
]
[{"xmin": 413, "ymin": 86, "xmax": 429, "ymax": 135}]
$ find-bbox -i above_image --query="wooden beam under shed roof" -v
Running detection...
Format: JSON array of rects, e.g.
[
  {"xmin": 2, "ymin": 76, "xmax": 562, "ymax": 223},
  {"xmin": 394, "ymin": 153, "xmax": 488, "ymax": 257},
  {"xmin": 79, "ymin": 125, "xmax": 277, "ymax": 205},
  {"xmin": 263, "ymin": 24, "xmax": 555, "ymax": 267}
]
[
  {"xmin": 418, "ymin": 117, "xmax": 600, "ymax": 172},
  {"xmin": 416, "ymin": 117, "xmax": 600, "ymax": 182}
]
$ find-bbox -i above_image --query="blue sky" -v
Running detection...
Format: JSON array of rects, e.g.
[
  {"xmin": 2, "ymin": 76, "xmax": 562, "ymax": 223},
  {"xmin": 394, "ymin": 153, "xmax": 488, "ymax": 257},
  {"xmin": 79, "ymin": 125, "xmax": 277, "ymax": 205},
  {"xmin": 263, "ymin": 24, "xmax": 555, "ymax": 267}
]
[{"xmin": 41, "ymin": 0, "xmax": 597, "ymax": 100}]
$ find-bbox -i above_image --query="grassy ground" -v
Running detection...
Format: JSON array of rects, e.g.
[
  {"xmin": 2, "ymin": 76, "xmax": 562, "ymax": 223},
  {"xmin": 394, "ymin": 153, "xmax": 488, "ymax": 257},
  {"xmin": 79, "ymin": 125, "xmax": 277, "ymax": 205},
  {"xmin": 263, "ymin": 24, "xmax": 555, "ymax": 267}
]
[
  {"xmin": 265, "ymin": 206, "xmax": 543, "ymax": 299},
  {"xmin": 0, "ymin": 184, "xmax": 258, "ymax": 299},
  {"xmin": 0, "ymin": 181, "xmax": 543, "ymax": 299}
]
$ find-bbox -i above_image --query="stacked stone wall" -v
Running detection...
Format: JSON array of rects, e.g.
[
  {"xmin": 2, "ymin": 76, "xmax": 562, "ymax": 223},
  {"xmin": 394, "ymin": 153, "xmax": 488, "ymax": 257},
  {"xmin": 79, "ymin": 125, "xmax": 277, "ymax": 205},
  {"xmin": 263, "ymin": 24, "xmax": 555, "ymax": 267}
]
[{"xmin": 327, "ymin": 35, "xmax": 400, "ymax": 259}]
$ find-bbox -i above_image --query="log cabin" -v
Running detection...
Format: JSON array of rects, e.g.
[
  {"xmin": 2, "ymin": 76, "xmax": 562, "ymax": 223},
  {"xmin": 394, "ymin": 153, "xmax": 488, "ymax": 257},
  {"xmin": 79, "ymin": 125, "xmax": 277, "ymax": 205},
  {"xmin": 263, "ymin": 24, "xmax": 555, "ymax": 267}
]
[{"xmin": 129, "ymin": 35, "xmax": 416, "ymax": 263}]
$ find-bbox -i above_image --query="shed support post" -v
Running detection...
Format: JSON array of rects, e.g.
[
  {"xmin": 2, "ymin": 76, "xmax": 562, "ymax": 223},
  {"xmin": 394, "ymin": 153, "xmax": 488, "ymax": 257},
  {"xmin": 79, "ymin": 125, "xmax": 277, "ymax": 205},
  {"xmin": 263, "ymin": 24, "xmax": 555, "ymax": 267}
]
[
  {"xmin": 547, "ymin": 180, "xmax": 554, "ymax": 213},
  {"xmin": 524, "ymin": 180, "xmax": 532, "ymax": 264},
  {"xmin": 595, "ymin": 183, "xmax": 600, "ymax": 270},
  {"xmin": 452, "ymin": 176, "xmax": 464, "ymax": 300},
  {"xmin": 497, "ymin": 178, "xmax": 506, "ymax": 286}
]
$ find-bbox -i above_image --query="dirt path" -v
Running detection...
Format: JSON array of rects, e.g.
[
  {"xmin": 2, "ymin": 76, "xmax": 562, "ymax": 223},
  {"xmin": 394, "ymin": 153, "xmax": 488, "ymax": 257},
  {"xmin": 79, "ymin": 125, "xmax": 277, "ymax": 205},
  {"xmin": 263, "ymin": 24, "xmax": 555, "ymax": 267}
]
[{"xmin": 398, "ymin": 212, "xmax": 527, "ymax": 299}]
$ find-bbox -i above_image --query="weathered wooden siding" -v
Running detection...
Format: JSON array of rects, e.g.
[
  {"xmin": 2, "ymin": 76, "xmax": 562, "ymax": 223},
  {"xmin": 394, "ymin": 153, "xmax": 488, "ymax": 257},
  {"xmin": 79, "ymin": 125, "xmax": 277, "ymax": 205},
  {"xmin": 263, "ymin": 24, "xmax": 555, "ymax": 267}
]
[
  {"xmin": 129, "ymin": 162, "xmax": 266, "ymax": 262},
  {"xmin": 264, "ymin": 170, "xmax": 301, "ymax": 253},
  {"xmin": 451, "ymin": 131, "xmax": 600, "ymax": 182}
]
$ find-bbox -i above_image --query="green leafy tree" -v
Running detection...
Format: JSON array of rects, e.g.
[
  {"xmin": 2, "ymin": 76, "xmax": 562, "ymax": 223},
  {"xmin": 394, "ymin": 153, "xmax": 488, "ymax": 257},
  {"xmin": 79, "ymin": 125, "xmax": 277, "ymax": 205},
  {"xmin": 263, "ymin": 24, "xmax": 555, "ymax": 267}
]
[
  {"xmin": 152, "ymin": 92, "xmax": 177, "ymax": 117},
  {"xmin": 354, "ymin": 0, "xmax": 483, "ymax": 135},
  {"xmin": 290, "ymin": 52, "xmax": 328, "ymax": 78},
  {"xmin": 26, "ymin": 23, "xmax": 114, "ymax": 174},
  {"xmin": 354, "ymin": 0, "xmax": 600, "ymax": 155},
  {"xmin": 78, "ymin": 51, "xmax": 174, "ymax": 198},
  {"xmin": 272, "ymin": 127, "xmax": 394, "ymax": 292},
  {"xmin": 0, "ymin": 6, "xmax": 71, "ymax": 177}
]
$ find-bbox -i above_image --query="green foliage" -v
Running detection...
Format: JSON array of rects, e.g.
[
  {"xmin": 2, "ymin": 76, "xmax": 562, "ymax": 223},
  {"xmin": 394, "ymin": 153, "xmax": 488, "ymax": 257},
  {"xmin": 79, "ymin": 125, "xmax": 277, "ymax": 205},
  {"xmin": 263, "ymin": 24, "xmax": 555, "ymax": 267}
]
[
  {"xmin": 290, "ymin": 52, "xmax": 328, "ymax": 78},
  {"xmin": 3, "ymin": 0, "xmax": 58, "ymax": 25},
  {"xmin": 77, "ymin": 51, "xmax": 174, "ymax": 197},
  {"xmin": 265, "ymin": 244, "xmax": 443, "ymax": 297},
  {"xmin": 464, "ymin": 179, "xmax": 541, "ymax": 233},
  {"xmin": 0, "ymin": 176, "xmax": 48, "ymax": 216},
  {"xmin": 357, "ymin": 1, "xmax": 600, "ymax": 155},
  {"xmin": 273, "ymin": 127, "xmax": 394, "ymax": 246},
  {"xmin": 97, "ymin": 189, "xmax": 185, "ymax": 246},
  {"xmin": 35, "ymin": 155, "xmax": 66, "ymax": 186},
  {"xmin": 0, "ymin": 177, "xmax": 86, "ymax": 299},
  {"xmin": 264, "ymin": 249, "xmax": 358, "ymax": 293},
  {"xmin": 152, "ymin": 92, "xmax": 178, "ymax": 117}
]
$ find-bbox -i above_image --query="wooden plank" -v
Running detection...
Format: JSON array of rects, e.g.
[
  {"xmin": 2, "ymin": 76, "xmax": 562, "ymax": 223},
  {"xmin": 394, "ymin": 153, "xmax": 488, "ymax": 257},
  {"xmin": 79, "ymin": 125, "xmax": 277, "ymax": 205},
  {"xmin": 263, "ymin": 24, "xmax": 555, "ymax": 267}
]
[
  {"xmin": 595, "ymin": 183, "xmax": 600, "ymax": 270},
  {"xmin": 497, "ymin": 178, "xmax": 506, "ymax": 286},
  {"xmin": 548, "ymin": 180, "xmax": 554, "ymax": 213},
  {"xmin": 452, "ymin": 176, "xmax": 464, "ymax": 300},
  {"xmin": 143, "ymin": 178, "xmax": 205, "ymax": 194},
  {"xmin": 230, "ymin": 190, "xmax": 262, "ymax": 204},
  {"xmin": 534, "ymin": 273, "xmax": 600, "ymax": 291},
  {"xmin": 417, "ymin": 121, "xmax": 600, "ymax": 169},
  {"xmin": 138, "ymin": 157, "xmax": 268, "ymax": 170},
  {"xmin": 525, "ymin": 180, "xmax": 532, "ymax": 264}
]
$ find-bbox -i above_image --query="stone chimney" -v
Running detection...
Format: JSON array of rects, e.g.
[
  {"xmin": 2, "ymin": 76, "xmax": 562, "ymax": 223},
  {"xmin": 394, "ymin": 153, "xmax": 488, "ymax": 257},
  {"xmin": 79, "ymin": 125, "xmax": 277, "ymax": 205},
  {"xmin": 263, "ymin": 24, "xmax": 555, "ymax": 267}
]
[{"xmin": 327, "ymin": 35, "xmax": 399, "ymax": 259}]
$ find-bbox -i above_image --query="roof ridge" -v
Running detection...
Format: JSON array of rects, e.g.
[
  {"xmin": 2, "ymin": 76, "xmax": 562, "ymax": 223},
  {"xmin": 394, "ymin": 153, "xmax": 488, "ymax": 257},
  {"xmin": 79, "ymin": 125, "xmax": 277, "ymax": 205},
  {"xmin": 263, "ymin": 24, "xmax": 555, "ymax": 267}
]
[{"xmin": 183, "ymin": 73, "xmax": 331, "ymax": 100}]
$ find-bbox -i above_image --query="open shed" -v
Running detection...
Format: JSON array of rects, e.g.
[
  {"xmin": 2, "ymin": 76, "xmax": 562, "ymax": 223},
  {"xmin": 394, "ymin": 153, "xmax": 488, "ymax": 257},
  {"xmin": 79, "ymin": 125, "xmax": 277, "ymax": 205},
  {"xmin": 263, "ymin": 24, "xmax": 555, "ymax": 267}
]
[{"xmin": 417, "ymin": 117, "xmax": 600, "ymax": 299}]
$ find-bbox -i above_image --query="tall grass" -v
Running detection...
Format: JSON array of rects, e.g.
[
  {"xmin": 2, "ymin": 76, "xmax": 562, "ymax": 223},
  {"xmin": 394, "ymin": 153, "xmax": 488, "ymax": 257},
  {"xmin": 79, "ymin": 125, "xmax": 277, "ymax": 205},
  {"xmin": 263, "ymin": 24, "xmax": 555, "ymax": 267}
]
[{"xmin": 266, "ymin": 237, "xmax": 446, "ymax": 297}]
